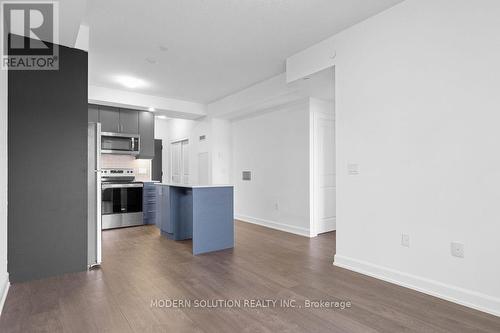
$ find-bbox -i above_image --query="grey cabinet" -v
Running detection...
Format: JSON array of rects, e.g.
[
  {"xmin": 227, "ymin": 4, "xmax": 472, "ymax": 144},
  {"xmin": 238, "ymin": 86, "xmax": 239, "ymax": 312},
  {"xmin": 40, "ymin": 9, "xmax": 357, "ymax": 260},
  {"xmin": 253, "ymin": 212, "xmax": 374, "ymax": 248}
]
[
  {"xmin": 138, "ymin": 111, "xmax": 155, "ymax": 159},
  {"xmin": 89, "ymin": 104, "xmax": 155, "ymax": 159},
  {"xmin": 99, "ymin": 106, "xmax": 120, "ymax": 132},
  {"xmin": 88, "ymin": 104, "xmax": 99, "ymax": 123},
  {"xmin": 157, "ymin": 185, "xmax": 171, "ymax": 233},
  {"xmin": 119, "ymin": 108, "xmax": 139, "ymax": 134},
  {"xmin": 97, "ymin": 105, "xmax": 139, "ymax": 134}
]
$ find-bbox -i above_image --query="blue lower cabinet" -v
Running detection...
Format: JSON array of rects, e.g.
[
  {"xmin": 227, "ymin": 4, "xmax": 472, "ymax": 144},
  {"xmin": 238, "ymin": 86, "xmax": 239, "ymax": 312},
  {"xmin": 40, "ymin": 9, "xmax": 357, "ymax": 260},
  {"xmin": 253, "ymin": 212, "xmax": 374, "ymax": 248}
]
[
  {"xmin": 156, "ymin": 184, "xmax": 234, "ymax": 255},
  {"xmin": 157, "ymin": 185, "xmax": 172, "ymax": 235},
  {"xmin": 142, "ymin": 182, "xmax": 157, "ymax": 225}
]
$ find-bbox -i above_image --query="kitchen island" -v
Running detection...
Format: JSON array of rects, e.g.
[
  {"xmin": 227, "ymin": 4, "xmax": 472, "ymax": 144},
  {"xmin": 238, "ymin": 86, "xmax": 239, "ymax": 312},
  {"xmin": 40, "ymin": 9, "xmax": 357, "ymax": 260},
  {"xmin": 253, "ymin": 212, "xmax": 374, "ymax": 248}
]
[{"xmin": 155, "ymin": 184, "xmax": 234, "ymax": 255}]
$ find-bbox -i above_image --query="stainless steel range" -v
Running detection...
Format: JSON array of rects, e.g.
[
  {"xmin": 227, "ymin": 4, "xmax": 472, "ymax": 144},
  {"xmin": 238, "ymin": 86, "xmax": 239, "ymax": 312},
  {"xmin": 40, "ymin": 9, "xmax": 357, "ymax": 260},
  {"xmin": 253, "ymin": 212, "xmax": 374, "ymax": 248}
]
[{"xmin": 101, "ymin": 168, "xmax": 143, "ymax": 230}]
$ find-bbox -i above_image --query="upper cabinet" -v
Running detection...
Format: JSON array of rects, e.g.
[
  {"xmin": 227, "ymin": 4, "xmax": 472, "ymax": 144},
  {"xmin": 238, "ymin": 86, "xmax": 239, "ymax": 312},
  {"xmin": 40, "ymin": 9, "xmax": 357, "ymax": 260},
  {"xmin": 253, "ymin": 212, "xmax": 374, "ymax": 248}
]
[
  {"xmin": 99, "ymin": 106, "xmax": 120, "ymax": 132},
  {"xmin": 119, "ymin": 108, "xmax": 139, "ymax": 134},
  {"xmin": 138, "ymin": 111, "xmax": 155, "ymax": 159},
  {"xmin": 97, "ymin": 105, "xmax": 139, "ymax": 134},
  {"xmin": 88, "ymin": 104, "xmax": 155, "ymax": 159}
]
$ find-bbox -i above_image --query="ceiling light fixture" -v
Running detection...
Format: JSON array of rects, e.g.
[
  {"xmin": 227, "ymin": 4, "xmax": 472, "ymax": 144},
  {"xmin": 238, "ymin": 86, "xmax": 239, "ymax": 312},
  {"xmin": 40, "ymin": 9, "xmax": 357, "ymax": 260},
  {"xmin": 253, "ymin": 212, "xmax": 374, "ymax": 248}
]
[{"xmin": 114, "ymin": 75, "xmax": 148, "ymax": 89}]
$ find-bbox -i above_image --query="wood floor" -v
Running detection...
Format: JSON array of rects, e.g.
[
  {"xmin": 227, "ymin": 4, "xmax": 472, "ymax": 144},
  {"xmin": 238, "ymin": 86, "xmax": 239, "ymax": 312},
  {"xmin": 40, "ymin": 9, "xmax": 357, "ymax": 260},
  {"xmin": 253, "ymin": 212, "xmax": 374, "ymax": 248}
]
[{"xmin": 1, "ymin": 221, "xmax": 499, "ymax": 333}]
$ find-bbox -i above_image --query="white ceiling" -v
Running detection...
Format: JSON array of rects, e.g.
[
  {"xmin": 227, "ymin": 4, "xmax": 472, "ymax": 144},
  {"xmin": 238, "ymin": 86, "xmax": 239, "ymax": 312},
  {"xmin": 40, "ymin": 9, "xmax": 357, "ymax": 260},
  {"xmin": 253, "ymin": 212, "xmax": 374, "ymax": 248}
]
[{"xmin": 86, "ymin": 0, "xmax": 404, "ymax": 103}]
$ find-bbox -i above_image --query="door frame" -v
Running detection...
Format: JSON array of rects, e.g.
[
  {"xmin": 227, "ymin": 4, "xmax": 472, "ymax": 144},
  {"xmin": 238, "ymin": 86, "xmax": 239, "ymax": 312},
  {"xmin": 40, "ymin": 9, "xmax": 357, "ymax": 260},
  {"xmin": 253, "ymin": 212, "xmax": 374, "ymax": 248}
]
[{"xmin": 311, "ymin": 108, "xmax": 336, "ymax": 237}]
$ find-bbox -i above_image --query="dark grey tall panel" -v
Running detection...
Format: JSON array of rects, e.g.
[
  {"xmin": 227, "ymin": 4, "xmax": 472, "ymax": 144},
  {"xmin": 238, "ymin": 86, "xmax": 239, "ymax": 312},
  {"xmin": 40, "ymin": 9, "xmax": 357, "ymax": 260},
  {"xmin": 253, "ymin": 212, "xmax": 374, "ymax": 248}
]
[
  {"xmin": 8, "ymin": 39, "xmax": 88, "ymax": 282},
  {"xmin": 119, "ymin": 108, "xmax": 139, "ymax": 134},
  {"xmin": 88, "ymin": 104, "xmax": 99, "ymax": 122},
  {"xmin": 152, "ymin": 139, "xmax": 163, "ymax": 181},
  {"xmin": 138, "ymin": 111, "xmax": 155, "ymax": 159},
  {"xmin": 99, "ymin": 105, "xmax": 120, "ymax": 132}
]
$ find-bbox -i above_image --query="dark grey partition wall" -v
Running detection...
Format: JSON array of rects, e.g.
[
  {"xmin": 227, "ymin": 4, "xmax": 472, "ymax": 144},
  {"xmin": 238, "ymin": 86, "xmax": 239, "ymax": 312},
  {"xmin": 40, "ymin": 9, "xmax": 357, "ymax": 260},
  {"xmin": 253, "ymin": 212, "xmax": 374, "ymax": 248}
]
[{"xmin": 8, "ymin": 38, "xmax": 88, "ymax": 282}]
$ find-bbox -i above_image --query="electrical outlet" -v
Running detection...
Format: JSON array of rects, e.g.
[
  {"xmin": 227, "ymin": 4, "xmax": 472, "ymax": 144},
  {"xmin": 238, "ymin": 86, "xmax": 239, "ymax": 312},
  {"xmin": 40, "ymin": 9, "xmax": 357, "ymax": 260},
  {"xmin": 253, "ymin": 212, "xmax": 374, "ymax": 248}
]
[
  {"xmin": 347, "ymin": 163, "xmax": 359, "ymax": 175},
  {"xmin": 401, "ymin": 234, "xmax": 410, "ymax": 247},
  {"xmin": 451, "ymin": 242, "xmax": 464, "ymax": 258}
]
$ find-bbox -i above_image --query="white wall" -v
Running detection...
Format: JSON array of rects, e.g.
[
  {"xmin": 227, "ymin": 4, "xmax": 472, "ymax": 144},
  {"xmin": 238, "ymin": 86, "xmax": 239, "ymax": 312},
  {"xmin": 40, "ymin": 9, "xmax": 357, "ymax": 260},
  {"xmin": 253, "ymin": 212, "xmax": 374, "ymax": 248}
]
[
  {"xmin": 288, "ymin": 0, "xmax": 500, "ymax": 316},
  {"xmin": 232, "ymin": 100, "xmax": 311, "ymax": 236},
  {"xmin": 0, "ymin": 68, "xmax": 8, "ymax": 312},
  {"xmin": 211, "ymin": 118, "xmax": 231, "ymax": 184}
]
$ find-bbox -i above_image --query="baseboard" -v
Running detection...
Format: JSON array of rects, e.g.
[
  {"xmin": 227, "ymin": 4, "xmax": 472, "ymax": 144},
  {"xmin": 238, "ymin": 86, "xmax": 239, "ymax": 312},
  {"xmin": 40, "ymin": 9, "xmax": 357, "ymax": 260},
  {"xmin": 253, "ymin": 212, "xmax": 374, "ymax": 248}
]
[
  {"xmin": 334, "ymin": 254, "xmax": 500, "ymax": 317},
  {"xmin": 312, "ymin": 217, "xmax": 336, "ymax": 237},
  {"xmin": 236, "ymin": 214, "xmax": 311, "ymax": 237},
  {"xmin": 0, "ymin": 273, "xmax": 10, "ymax": 316}
]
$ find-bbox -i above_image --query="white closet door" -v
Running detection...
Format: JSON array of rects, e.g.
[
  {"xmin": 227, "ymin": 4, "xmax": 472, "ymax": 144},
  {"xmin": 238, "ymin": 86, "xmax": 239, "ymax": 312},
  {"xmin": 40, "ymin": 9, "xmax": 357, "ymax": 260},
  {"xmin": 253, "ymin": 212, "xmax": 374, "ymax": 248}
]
[
  {"xmin": 315, "ymin": 114, "xmax": 336, "ymax": 234},
  {"xmin": 171, "ymin": 141, "xmax": 181, "ymax": 183},
  {"xmin": 171, "ymin": 139, "xmax": 189, "ymax": 184},
  {"xmin": 181, "ymin": 140, "xmax": 189, "ymax": 184}
]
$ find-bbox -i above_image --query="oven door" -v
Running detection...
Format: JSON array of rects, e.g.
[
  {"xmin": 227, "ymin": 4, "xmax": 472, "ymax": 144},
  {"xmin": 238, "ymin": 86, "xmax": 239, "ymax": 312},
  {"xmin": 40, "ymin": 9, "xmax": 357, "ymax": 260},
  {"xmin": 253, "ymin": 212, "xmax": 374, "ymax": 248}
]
[{"xmin": 101, "ymin": 183, "xmax": 143, "ymax": 229}]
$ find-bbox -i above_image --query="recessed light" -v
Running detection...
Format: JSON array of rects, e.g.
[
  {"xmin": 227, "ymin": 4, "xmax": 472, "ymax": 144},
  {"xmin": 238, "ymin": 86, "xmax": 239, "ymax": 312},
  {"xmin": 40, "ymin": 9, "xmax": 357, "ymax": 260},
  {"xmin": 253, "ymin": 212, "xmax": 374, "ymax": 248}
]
[
  {"xmin": 114, "ymin": 75, "xmax": 148, "ymax": 89},
  {"xmin": 148, "ymin": 107, "xmax": 155, "ymax": 112}
]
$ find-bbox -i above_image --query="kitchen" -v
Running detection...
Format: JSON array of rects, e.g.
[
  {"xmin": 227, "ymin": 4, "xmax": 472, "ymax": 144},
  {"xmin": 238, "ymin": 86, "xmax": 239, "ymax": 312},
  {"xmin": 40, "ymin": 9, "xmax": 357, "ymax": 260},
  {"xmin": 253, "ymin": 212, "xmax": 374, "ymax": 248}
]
[
  {"xmin": 4, "ymin": 1, "xmax": 500, "ymax": 331},
  {"xmin": 87, "ymin": 104, "xmax": 234, "ymax": 268}
]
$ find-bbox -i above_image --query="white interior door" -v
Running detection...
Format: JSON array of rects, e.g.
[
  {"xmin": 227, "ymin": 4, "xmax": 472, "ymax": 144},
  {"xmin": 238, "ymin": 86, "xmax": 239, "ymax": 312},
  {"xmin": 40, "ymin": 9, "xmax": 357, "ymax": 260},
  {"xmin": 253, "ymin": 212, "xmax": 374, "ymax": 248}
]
[
  {"xmin": 314, "ymin": 113, "xmax": 336, "ymax": 234},
  {"xmin": 171, "ymin": 141, "xmax": 181, "ymax": 183},
  {"xmin": 181, "ymin": 140, "xmax": 189, "ymax": 184},
  {"xmin": 171, "ymin": 139, "xmax": 189, "ymax": 184}
]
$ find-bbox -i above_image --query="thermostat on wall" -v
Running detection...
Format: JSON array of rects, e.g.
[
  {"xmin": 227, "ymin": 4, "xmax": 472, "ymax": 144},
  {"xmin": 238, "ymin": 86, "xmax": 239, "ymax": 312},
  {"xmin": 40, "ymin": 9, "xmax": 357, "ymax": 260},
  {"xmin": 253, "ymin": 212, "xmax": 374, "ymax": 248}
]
[{"xmin": 242, "ymin": 171, "xmax": 251, "ymax": 181}]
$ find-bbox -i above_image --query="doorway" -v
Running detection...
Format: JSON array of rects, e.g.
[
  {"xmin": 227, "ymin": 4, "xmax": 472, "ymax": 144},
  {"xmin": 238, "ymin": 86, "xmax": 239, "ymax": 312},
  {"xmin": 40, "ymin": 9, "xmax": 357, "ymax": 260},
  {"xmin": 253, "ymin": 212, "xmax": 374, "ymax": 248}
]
[
  {"xmin": 313, "ymin": 108, "xmax": 335, "ymax": 235},
  {"xmin": 308, "ymin": 67, "xmax": 336, "ymax": 237},
  {"xmin": 171, "ymin": 139, "xmax": 189, "ymax": 184}
]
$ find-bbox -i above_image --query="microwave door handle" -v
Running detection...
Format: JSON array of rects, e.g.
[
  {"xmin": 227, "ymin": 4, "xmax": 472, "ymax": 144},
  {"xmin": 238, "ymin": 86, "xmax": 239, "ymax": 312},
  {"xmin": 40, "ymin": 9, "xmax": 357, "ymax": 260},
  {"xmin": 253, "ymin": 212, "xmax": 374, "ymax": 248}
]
[{"xmin": 131, "ymin": 137, "xmax": 135, "ymax": 151}]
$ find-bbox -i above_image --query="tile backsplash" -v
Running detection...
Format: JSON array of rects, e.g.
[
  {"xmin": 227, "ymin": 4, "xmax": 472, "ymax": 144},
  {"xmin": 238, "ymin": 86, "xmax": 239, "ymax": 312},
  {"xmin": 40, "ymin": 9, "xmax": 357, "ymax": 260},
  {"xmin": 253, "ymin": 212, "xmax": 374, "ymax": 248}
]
[{"xmin": 101, "ymin": 154, "xmax": 152, "ymax": 182}]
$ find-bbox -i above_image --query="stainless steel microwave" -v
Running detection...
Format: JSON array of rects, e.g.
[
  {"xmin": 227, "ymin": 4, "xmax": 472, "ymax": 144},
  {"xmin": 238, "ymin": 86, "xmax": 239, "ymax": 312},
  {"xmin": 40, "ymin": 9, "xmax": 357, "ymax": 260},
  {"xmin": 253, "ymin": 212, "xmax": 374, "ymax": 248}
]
[{"xmin": 101, "ymin": 132, "xmax": 140, "ymax": 155}]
